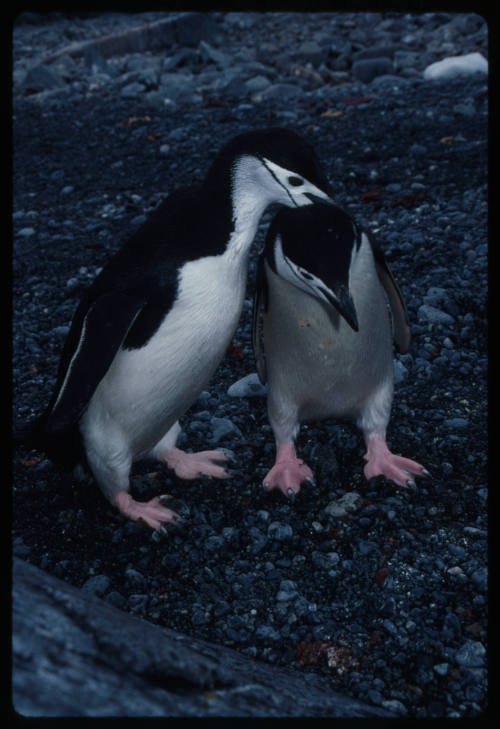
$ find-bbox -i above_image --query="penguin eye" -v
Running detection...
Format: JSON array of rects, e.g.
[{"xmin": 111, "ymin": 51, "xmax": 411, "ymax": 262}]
[{"xmin": 288, "ymin": 176, "xmax": 303, "ymax": 187}]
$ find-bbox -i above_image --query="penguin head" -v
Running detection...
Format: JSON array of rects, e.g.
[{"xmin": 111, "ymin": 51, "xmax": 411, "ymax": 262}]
[
  {"xmin": 266, "ymin": 203, "xmax": 360, "ymax": 332},
  {"xmin": 204, "ymin": 128, "xmax": 334, "ymax": 212}
]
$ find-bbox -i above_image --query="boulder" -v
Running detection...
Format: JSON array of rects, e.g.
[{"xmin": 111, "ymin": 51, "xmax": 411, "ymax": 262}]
[{"xmin": 12, "ymin": 558, "xmax": 393, "ymax": 717}]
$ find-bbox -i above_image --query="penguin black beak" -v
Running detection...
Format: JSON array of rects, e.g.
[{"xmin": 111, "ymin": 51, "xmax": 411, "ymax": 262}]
[
  {"xmin": 305, "ymin": 192, "xmax": 335, "ymax": 205},
  {"xmin": 321, "ymin": 286, "xmax": 359, "ymax": 332}
]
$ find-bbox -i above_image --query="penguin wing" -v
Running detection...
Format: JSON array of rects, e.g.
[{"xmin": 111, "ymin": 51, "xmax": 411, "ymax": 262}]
[
  {"xmin": 367, "ymin": 231, "xmax": 411, "ymax": 354},
  {"xmin": 252, "ymin": 254, "xmax": 268, "ymax": 384},
  {"xmin": 45, "ymin": 292, "xmax": 145, "ymax": 434}
]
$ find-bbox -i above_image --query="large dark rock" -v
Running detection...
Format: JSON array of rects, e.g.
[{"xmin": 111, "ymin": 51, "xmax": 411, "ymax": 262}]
[{"xmin": 12, "ymin": 558, "xmax": 393, "ymax": 717}]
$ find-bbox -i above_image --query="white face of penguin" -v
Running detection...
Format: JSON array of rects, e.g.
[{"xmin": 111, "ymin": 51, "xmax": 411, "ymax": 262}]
[
  {"xmin": 260, "ymin": 157, "xmax": 333, "ymax": 207},
  {"xmin": 231, "ymin": 155, "xmax": 333, "ymax": 218}
]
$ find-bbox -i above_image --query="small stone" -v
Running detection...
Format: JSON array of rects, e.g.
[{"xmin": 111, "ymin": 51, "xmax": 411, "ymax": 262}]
[
  {"xmin": 443, "ymin": 417, "xmax": 469, "ymax": 429},
  {"xmin": 276, "ymin": 579, "xmax": 299, "ymax": 601},
  {"xmin": 352, "ymin": 57, "xmax": 394, "ymax": 83},
  {"xmin": 433, "ymin": 662, "xmax": 449, "ymax": 676},
  {"xmin": 17, "ymin": 227, "xmax": 35, "ymax": 237},
  {"xmin": 418, "ymin": 304, "xmax": 455, "ymax": 325},
  {"xmin": 209, "ymin": 416, "xmax": 242, "ymax": 444},
  {"xmin": 255, "ymin": 624, "xmax": 281, "ymax": 641},
  {"xmin": 125, "ymin": 567, "xmax": 146, "ymax": 589},
  {"xmin": 245, "ymin": 74, "xmax": 271, "ymax": 94},
  {"xmin": 423, "ymin": 52, "xmax": 488, "ymax": 81},
  {"xmin": 22, "ymin": 64, "xmax": 62, "ymax": 92},
  {"xmin": 81, "ymin": 574, "xmax": 111, "ymax": 596},
  {"xmin": 255, "ymin": 83, "xmax": 302, "ymax": 101},
  {"xmin": 267, "ymin": 522, "xmax": 293, "ymax": 540},
  {"xmin": 227, "ymin": 373, "xmax": 267, "ymax": 397},
  {"xmin": 455, "ymin": 640, "xmax": 486, "ymax": 668},
  {"xmin": 324, "ymin": 492, "xmax": 363, "ymax": 517},
  {"xmin": 394, "ymin": 359, "xmax": 408, "ymax": 384},
  {"xmin": 382, "ymin": 699, "xmax": 407, "ymax": 715}
]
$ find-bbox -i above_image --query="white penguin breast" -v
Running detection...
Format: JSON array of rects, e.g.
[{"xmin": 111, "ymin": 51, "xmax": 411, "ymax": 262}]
[
  {"xmin": 85, "ymin": 251, "xmax": 247, "ymax": 454},
  {"xmin": 264, "ymin": 237, "xmax": 393, "ymax": 422}
]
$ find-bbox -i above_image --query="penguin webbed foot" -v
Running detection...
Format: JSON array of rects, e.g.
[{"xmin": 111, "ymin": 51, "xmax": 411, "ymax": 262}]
[
  {"xmin": 363, "ymin": 434, "xmax": 428, "ymax": 489},
  {"xmin": 112, "ymin": 491, "xmax": 182, "ymax": 533},
  {"xmin": 163, "ymin": 447, "xmax": 232, "ymax": 480},
  {"xmin": 262, "ymin": 443, "xmax": 315, "ymax": 499}
]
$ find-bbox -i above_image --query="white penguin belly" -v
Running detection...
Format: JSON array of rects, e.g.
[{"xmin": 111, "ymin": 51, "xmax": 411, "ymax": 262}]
[
  {"xmin": 264, "ymin": 253, "xmax": 393, "ymax": 424},
  {"xmin": 80, "ymin": 252, "xmax": 247, "ymax": 459}
]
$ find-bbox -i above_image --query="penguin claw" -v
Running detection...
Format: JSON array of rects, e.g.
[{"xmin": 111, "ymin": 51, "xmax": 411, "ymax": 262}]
[
  {"xmin": 164, "ymin": 448, "xmax": 231, "ymax": 480},
  {"xmin": 363, "ymin": 435, "xmax": 428, "ymax": 490},
  {"xmin": 112, "ymin": 492, "xmax": 181, "ymax": 533},
  {"xmin": 262, "ymin": 454, "xmax": 314, "ymax": 499}
]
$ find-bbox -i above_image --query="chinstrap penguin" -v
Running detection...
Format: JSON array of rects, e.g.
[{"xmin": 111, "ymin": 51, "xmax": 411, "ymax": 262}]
[
  {"xmin": 25, "ymin": 128, "xmax": 334, "ymax": 531},
  {"xmin": 252, "ymin": 202, "xmax": 428, "ymax": 498}
]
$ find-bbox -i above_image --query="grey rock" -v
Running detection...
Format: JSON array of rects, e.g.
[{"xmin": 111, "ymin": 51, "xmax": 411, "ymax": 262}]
[
  {"xmin": 22, "ymin": 64, "xmax": 63, "ymax": 92},
  {"xmin": 159, "ymin": 72, "xmax": 195, "ymax": 101},
  {"xmin": 443, "ymin": 417, "xmax": 469, "ymax": 429},
  {"xmin": 382, "ymin": 699, "xmax": 407, "ymax": 716},
  {"xmin": 433, "ymin": 662, "xmax": 449, "ymax": 676},
  {"xmin": 17, "ymin": 227, "xmax": 36, "ymax": 237},
  {"xmin": 418, "ymin": 304, "xmax": 455, "ymax": 325},
  {"xmin": 311, "ymin": 551, "xmax": 340, "ymax": 570},
  {"xmin": 13, "ymin": 559, "xmax": 392, "ymax": 717},
  {"xmin": 121, "ymin": 81, "xmax": 145, "ymax": 98},
  {"xmin": 267, "ymin": 522, "xmax": 293, "ymax": 541},
  {"xmin": 470, "ymin": 566, "xmax": 487, "ymax": 592},
  {"xmin": 227, "ymin": 373, "xmax": 267, "ymax": 397},
  {"xmin": 394, "ymin": 360, "xmax": 408, "ymax": 384},
  {"xmin": 276, "ymin": 579, "xmax": 299, "ymax": 601},
  {"xmin": 81, "ymin": 574, "xmax": 111, "ymax": 596},
  {"xmin": 293, "ymin": 41, "xmax": 327, "ymax": 66},
  {"xmin": 352, "ymin": 44, "xmax": 402, "ymax": 61},
  {"xmin": 209, "ymin": 417, "xmax": 243, "ymax": 444},
  {"xmin": 256, "ymin": 83, "xmax": 302, "ymax": 100},
  {"xmin": 245, "ymin": 75, "xmax": 271, "ymax": 94},
  {"xmin": 199, "ymin": 40, "xmax": 231, "ymax": 69},
  {"xmin": 255, "ymin": 625, "xmax": 281, "ymax": 642},
  {"xmin": 352, "ymin": 58, "xmax": 394, "ymax": 83},
  {"xmin": 370, "ymin": 74, "xmax": 410, "ymax": 89},
  {"xmin": 125, "ymin": 567, "xmax": 146, "ymax": 589},
  {"xmin": 324, "ymin": 492, "xmax": 363, "ymax": 518},
  {"xmin": 393, "ymin": 50, "xmax": 420, "ymax": 70},
  {"xmin": 455, "ymin": 640, "xmax": 486, "ymax": 668}
]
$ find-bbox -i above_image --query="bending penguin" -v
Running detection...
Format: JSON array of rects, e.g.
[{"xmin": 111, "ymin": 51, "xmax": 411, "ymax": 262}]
[
  {"xmin": 27, "ymin": 128, "xmax": 333, "ymax": 531},
  {"xmin": 252, "ymin": 202, "xmax": 428, "ymax": 498}
]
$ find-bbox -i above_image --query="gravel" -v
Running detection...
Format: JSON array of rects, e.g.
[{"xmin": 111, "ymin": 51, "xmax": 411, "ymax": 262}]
[{"xmin": 12, "ymin": 11, "xmax": 488, "ymax": 719}]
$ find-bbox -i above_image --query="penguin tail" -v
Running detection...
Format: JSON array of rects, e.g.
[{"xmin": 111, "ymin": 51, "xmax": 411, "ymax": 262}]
[{"xmin": 13, "ymin": 413, "xmax": 83, "ymax": 472}]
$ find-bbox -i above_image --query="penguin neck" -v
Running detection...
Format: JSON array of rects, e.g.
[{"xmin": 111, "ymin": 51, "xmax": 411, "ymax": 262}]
[{"xmin": 202, "ymin": 159, "xmax": 268, "ymax": 263}]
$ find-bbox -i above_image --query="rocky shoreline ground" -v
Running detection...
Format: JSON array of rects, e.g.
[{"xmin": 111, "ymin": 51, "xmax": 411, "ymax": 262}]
[{"xmin": 12, "ymin": 11, "xmax": 488, "ymax": 718}]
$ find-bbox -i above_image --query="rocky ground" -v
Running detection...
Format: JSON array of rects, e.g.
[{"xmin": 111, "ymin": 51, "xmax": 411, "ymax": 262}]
[{"xmin": 12, "ymin": 11, "xmax": 488, "ymax": 719}]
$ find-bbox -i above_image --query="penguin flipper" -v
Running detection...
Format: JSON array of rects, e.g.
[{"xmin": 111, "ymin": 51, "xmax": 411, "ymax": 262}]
[
  {"xmin": 252, "ymin": 254, "xmax": 268, "ymax": 384},
  {"xmin": 366, "ymin": 231, "xmax": 411, "ymax": 354},
  {"xmin": 45, "ymin": 292, "xmax": 145, "ymax": 434}
]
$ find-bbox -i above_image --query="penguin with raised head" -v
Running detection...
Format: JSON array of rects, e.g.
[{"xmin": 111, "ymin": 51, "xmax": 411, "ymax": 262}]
[
  {"xmin": 26, "ymin": 128, "xmax": 334, "ymax": 531},
  {"xmin": 252, "ymin": 202, "xmax": 428, "ymax": 498}
]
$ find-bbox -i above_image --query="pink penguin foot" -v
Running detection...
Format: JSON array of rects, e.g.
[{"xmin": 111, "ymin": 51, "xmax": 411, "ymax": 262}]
[
  {"xmin": 263, "ymin": 443, "xmax": 315, "ymax": 499},
  {"xmin": 363, "ymin": 434, "xmax": 429, "ymax": 488},
  {"xmin": 112, "ymin": 492, "xmax": 182, "ymax": 532},
  {"xmin": 164, "ymin": 447, "xmax": 231, "ymax": 480}
]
